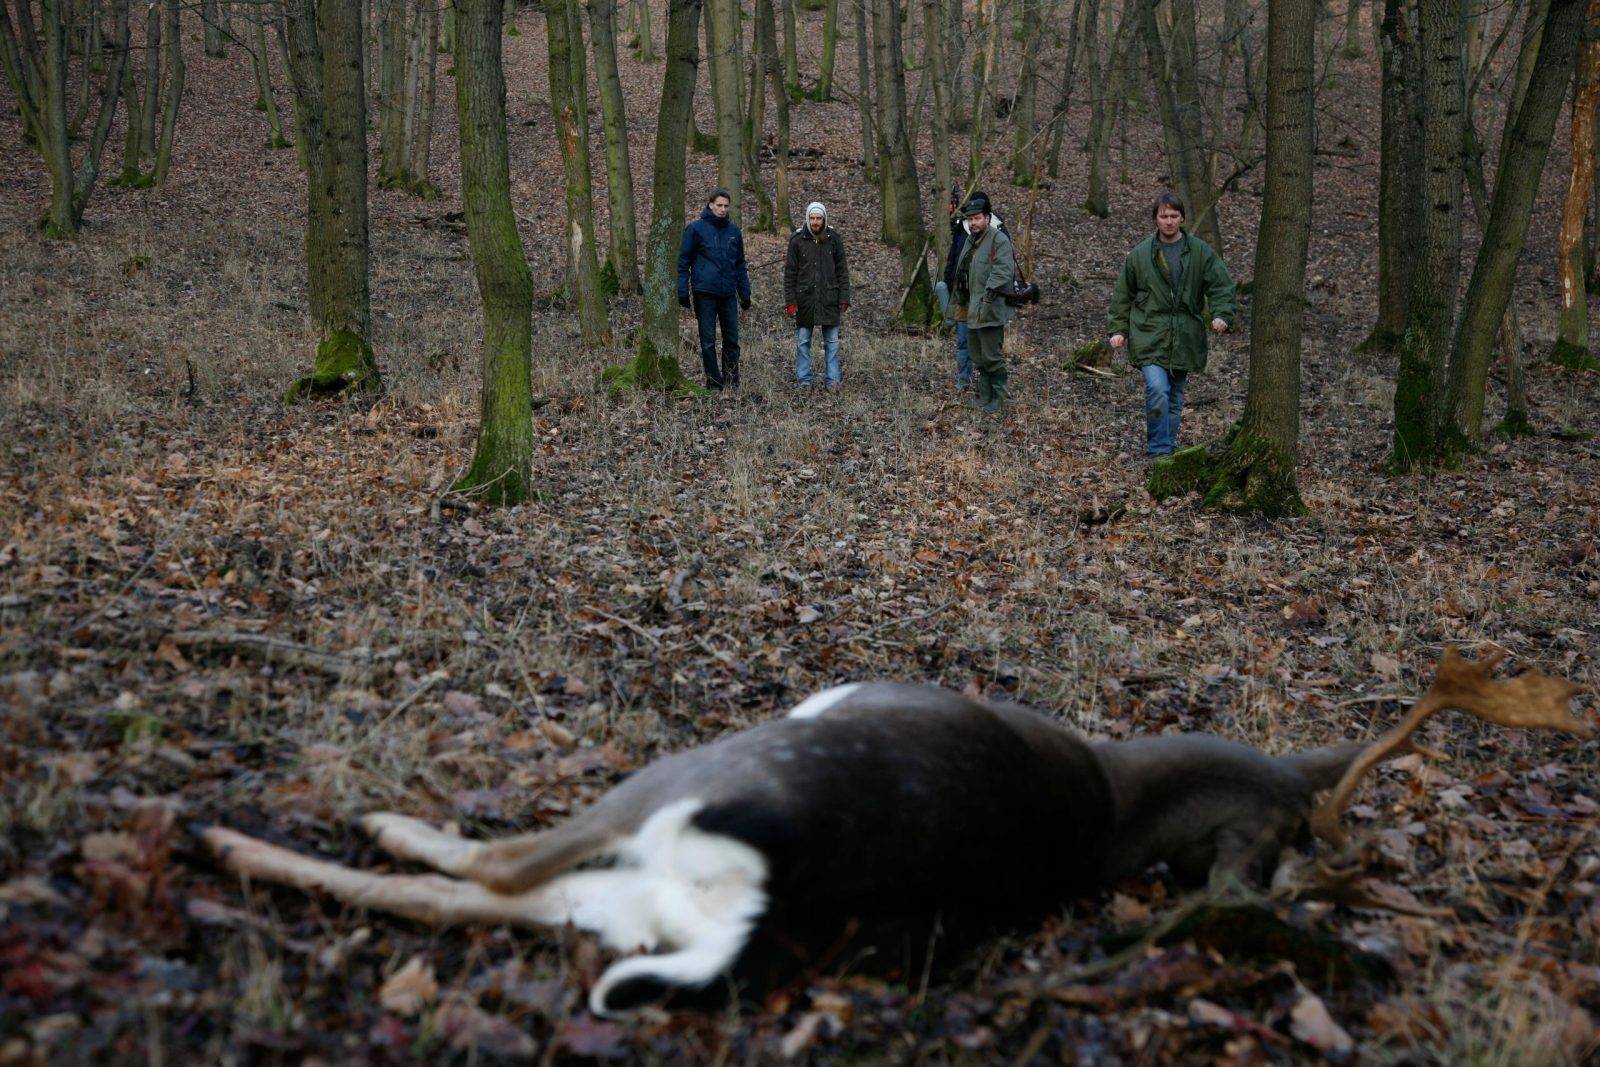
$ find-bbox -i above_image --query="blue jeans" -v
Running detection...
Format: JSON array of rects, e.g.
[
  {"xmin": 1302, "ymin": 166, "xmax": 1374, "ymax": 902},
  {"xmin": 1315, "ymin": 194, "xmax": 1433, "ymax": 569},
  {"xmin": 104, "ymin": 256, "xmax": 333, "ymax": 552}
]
[
  {"xmin": 1141, "ymin": 364, "xmax": 1189, "ymax": 455},
  {"xmin": 694, "ymin": 293, "xmax": 740, "ymax": 389},
  {"xmin": 796, "ymin": 325, "xmax": 841, "ymax": 386},
  {"xmin": 934, "ymin": 280, "xmax": 973, "ymax": 385}
]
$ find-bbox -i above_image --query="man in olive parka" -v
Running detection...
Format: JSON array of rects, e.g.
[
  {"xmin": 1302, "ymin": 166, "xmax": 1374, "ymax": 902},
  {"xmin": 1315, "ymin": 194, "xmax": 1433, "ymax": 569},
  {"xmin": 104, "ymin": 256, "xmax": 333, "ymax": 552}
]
[
  {"xmin": 953, "ymin": 198, "xmax": 1018, "ymax": 413},
  {"xmin": 783, "ymin": 202, "xmax": 851, "ymax": 387},
  {"xmin": 1108, "ymin": 192, "xmax": 1237, "ymax": 456}
]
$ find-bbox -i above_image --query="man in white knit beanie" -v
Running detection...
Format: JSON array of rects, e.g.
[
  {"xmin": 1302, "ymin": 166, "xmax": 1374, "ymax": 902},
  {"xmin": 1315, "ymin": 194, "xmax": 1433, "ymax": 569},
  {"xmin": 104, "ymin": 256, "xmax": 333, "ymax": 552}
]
[{"xmin": 782, "ymin": 202, "xmax": 852, "ymax": 389}]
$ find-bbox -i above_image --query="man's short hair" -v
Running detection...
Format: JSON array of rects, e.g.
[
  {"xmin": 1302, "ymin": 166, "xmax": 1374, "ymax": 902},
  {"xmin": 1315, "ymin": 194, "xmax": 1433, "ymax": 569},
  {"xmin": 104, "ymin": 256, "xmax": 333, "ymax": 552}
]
[
  {"xmin": 1151, "ymin": 192, "xmax": 1186, "ymax": 219},
  {"xmin": 707, "ymin": 187, "xmax": 732, "ymax": 205}
]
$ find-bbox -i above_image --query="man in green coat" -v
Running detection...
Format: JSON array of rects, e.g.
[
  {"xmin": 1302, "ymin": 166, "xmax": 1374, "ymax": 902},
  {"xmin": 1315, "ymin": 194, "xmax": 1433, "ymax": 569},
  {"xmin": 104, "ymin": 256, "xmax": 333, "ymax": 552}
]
[
  {"xmin": 1107, "ymin": 192, "xmax": 1237, "ymax": 456},
  {"xmin": 953, "ymin": 198, "xmax": 1018, "ymax": 413}
]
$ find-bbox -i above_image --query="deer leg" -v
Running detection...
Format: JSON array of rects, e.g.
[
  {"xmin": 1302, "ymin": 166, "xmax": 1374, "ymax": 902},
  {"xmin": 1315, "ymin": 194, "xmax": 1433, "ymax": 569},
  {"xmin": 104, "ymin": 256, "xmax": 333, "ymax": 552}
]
[
  {"xmin": 202, "ymin": 826, "xmax": 569, "ymax": 928},
  {"xmin": 361, "ymin": 811, "xmax": 618, "ymax": 894},
  {"xmin": 360, "ymin": 813, "xmax": 486, "ymax": 876}
]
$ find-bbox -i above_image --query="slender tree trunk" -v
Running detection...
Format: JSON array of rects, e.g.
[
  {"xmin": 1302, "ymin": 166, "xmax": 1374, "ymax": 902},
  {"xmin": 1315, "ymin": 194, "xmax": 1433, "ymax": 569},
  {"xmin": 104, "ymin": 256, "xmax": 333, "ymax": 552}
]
[
  {"xmin": 545, "ymin": 0, "xmax": 611, "ymax": 342},
  {"xmin": 706, "ymin": 0, "xmax": 743, "ymax": 217},
  {"xmin": 1139, "ymin": 0, "xmax": 1220, "ymax": 247},
  {"xmin": 1343, "ymin": 0, "xmax": 1363, "ymax": 56},
  {"xmin": 284, "ymin": 0, "xmax": 383, "ymax": 400},
  {"xmin": 378, "ymin": 0, "xmax": 408, "ymax": 183},
  {"xmin": 779, "ymin": 0, "xmax": 797, "ymax": 91},
  {"xmin": 150, "ymin": 0, "xmax": 183, "ymax": 184},
  {"xmin": 1389, "ymin": 0, "xmax": 1465, "ymax": 470},
  {"xmin": 638, "ymin": 0, "xmax": 658, "ymax": 58},
  {"xmin": 1553, "ymin": 0, "xmax": 1600, "ymax": 367},
  {"xmin": 1009, "ymin": 0, "xmax": 1040, "ymax": 183},
  {"xmin": 758, "ymin": 0, "xmax": 791, "ymax": 229},
  {"xmin": 742, "ymin": 0, "xmax": 774, "ymax": 230},
  {"xmin": 589, "ymin": 0, "xmax": 640, "ymax": 288},
  {"xmin": 925, "ymin": 0, "xmax": 952, "ymax": 262},
  {"xmin": 854, "ymin": 0, "xmax": 876, "ymax": 182},
  {"xmin": 1083, "ymin": 0, "xmax": 1124, "ymax": 214},
  {"xmin": 1357, "ymin": 0, "xmax": 1423, "ymax": 352},
  {"xmin": 607, "ymin": 0, "xmax": 704, "ymax": 390},
  {"xmin": 812, "ymin": 0, "xmax": 837, "ymax": 97},
  {"xmin": 253, "ymin": 0, "xmax": 290, "ymax": 147},
  {"xmin": 204, "ymin": 0, "xmax": 226, "ymax": 55},
  {"xmin": 1447, "ymin": 0, "xmax": 1585, "ymax": 441},
  {"xmin": 872, "ymin": 0, "xmax": 936, "ymax": 324},
  {"xmin": 407, "ymin": 0, "xmax": 439, "ymax": 192},
  {"xmin": 1044, "ymin": 0, "xmax": 1086, "ymax": 177},
  {"xmin": 139, "ymin": 0, "xmax": 159, "ymax": 154},
  {"xmin": 968, "ymin": 0, "xmax": 997, "ymax": 178},
  {"xmin": 452, "ymin": 0, "xmax": 535, "ymax": 502},
  {"xmin": 1152, "ymin": 0, "xmax": 1313, "ymax": 516}
]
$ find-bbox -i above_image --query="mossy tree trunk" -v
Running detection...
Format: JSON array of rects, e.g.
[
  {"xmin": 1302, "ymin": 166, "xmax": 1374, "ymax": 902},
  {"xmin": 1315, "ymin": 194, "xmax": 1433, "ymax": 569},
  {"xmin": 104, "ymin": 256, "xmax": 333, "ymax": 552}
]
[
  {"xmin": 1552, "ymin": 0, "xmax": 1600, "ymax": 369},
  {"xmin": 605, "ymin": 0, "xmax": 705, "ymax": 392},
  {"xmin": 1446, "ymin": 0, "xmax": 1584, "ymax": 445},
  {"xmin": 871, "ymin": 0, "xmax": 937, "ymax": 325},
  {"xmin": 2, "ymin": 0, "xmax": 130, "ymax": 236},
  {"xmin": 283, "ymin": 0, "xmax": 383, "ymax": 400},
  {"xmin": 1358, "ymin": 0, "xmax": 1422, "ymax": 352},
  {"xmin": 545, "ymin": 0, "xmax": 612, "ymax": 343},
  {"xmin": 453, "ymin": 0, "xmax": 536, "ymax": 502},
  {"xmin": 1150, "ymin": 0, "xmax": 1313, "ymax": 517},
  {"xmin": 588, "ymin": 0, "xmax": 640, "ymax": 290},
  {"xmin": 1388, "ymin": 0, "xmax": 1465, "ymax": 470}
]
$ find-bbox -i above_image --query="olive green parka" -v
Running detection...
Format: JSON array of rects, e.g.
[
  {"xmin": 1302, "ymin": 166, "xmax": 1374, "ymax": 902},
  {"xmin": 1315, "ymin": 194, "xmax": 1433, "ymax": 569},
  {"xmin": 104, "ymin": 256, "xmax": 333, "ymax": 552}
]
[{"xmin": 1107, "ymin": 231, "xmax": 1237, "ymax": 372}]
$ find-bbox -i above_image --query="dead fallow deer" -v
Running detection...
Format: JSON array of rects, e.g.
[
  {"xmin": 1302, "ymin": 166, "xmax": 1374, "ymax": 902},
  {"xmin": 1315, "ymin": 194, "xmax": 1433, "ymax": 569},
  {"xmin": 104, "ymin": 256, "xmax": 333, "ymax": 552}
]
[{"xmin": 203, "ymin": 650, "xmax": 1589, "ymax": 1016}]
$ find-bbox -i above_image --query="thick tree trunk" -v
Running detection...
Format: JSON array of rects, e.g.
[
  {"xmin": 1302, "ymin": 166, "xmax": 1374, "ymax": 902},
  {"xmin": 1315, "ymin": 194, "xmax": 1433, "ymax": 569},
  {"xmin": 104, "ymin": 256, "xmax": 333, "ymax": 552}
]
[
  {"xmin": 705, "ymin": 0, "xmax": 743, "ymax": 218},
  {"xmin": 1446, "ymin": 0, "xmax": 1585, "ymax": 442},
  {"xmin": 406, "ymin": 0, "xmax": 439, "ymax": 192},
  {"xmin": 1389, "ymin": 0, "xmax": 1465, "ymax": 470},
  {"xmin": 1553, "ymin": 0, "xmax": 1600, "ymax": 368},
  {"xmin": 139, "ymin": 0, "xmax": 159, "ymax": 154},
  {"xmin": 1359, "ymin": 0, "xmax": 1423, "ymax": 352},
  {"xmin": 452, "ymin": 0, "xmax": 536, "ymax": 503},
  {"xmin": 545, "ymin": 0, "xmax": 611, "ymax": 342},
  {"xmin": 606, "ymin": 0, "xmax": 704, "ymax": 391},
  {"xmin": 378, "ymin": 0, "xmax": 408, "ymax": 184},
  {"xmin": 284, "ymin": 0, "xmax": 383, "ymax": 400},
  {"xmin": 871, "ymin": 0, "xmax": 936, "ymax": 324},
  {"xmin": 589, "ymin": 0, "xmax": 640, "ymax": 289},
  {"xmin": 1152, "ymin": 0, "xmax": 1313, "ymax": 516},
  {"xmin": 637, "ymin": 0, "xmax": 658, "ymax": 59}
]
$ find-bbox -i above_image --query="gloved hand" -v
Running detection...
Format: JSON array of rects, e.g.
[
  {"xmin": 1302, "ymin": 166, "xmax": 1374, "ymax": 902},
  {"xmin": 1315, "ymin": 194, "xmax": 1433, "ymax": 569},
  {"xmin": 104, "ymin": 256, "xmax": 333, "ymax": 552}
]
[
  {"xmin": 785, "ymin": 304, "xmax": 797, "ymax": 316},
  {"xmin": 740, "ymin": 297, "xmax": 751, "ymax": 311},
  {"xmin": 841, "ymin": 303, "xmax": 850, "ymax": 313},
  {"xmin": 678, "ymin": 293, "xmax": 691, "ymax": 309}
]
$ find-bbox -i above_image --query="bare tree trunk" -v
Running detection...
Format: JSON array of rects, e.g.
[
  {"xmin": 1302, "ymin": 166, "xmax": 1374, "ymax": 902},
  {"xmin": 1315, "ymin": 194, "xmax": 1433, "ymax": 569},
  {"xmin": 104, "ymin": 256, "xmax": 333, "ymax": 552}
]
[
  {"xmin": 1139, "ymin": 0, "xmax": 1220, "ymax": 247},
  {"xmin": 545, "ymin": 0, "xmax": 611, "ymax": 342},
  {"xmin": 1343, "ymin": 0, "xmax": 1363, "ymax": 57},
  {"xmin": 1044, "ymin": 0, "xmax": 1086, "ymax": 177},
  {"xmin": 706, "ymin": 0, "xmax": 743, "ymax": 217},
  {"xmin": 589, "ymin": 0, "xmax": 640, "ymax": 288},
  {"xmin": 280, "ymin": 0, "xmax": 382, "ymax": 400},
  {"xmin": 968, "ymin": 0, "xmax": 997, "ymax": 179},
  {"xmin": 378, "ymin": 0, "xmax": 407, "ymax": 183},
  {"xmin": 407, "ymin": 0, "xmax": 439, "ymax": 191},
  {"xmin": 1153, "ymin": 0, "xmax": 1312, "ymax": 516},
  {"xmin": 1553, "ymin": 0, "xmax": 1600, "ymax": 367},
  {"xmin": 925, "ymin": 0, "xmax": 952, "ymax": 262},
  {"xmin": 1083, "ymin": 0, "xmax": 1125, "ymax": 213},
  {"xmin": 452, "ymin": 0, "xmax": 535, "ymax": 503},
  {"xmin": 1009, "ymin": 0, "xmax": 1041, "ymax": 183},
  {"xmin": 204, "ymin": 0, "xmax": 226, "ymax": 55},
  {"xmin": 1389, "ymin": 0, "xmax": 1465, "ymax": 470},
  {"xmin": 1447, "ymin": 0, "xmax": 1585, "ymax": 440},
  {"xmin": 1356, "ymin": 0, "xmax": 1422, "ymax": 352},
  {"xmin": 872, "ymin": 0, "xmax": 936, "ymax": 324},
  {"xmin": 638, "ymin": 0, "xmax": 658, "ymax": 58},
  {"xmin": 811, "ymin": 0, "xmax": 837, "ymax": 98},
  {"xmin": 608, "ymin": 0, "xmax": 703, "ymax": 390},
  {"xmin": 758, "ymin": 0, "xmax": 791, "ymax": 229},
  {"xmin": 253, "ymin": 0, "xmax": 290, "ymax": 148},
  {"xmin": 742, "ymin": 0, "xmax": 774, "ymax": 229},
  {"xmin": 150, "ymin": 0, "xmax": 183, "ymax": 184},
  {"xmin": 854, "ymin": 0, "xmax": 876, "ymax": 182}
]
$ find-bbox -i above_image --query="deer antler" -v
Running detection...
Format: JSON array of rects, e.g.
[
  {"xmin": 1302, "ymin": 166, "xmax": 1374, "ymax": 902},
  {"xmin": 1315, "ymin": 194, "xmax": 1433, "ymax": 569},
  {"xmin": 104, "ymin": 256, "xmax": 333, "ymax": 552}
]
[{"xmin": 1310, "ymin": 647, "xmax": 1591, "ymax": 847}]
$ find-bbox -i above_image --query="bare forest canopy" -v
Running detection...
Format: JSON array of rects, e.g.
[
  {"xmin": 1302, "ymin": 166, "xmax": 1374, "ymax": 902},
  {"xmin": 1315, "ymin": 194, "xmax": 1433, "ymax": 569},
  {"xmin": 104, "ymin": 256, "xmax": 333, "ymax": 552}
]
[{"xmin": 2, "ymin": 0, "xmax": 1600, "ymax": 1060}]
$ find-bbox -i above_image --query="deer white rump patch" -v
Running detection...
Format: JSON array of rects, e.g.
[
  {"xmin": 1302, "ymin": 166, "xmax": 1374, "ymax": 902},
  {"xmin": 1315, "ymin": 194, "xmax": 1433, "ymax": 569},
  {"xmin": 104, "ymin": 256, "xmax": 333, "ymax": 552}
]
[
  {"xmin": 563, "ymin": 799, "xmax": 770, "ymax": 1015},
  {"xmin": 787, "ymin": 683, "xmax": 864, "ymax": 720}
]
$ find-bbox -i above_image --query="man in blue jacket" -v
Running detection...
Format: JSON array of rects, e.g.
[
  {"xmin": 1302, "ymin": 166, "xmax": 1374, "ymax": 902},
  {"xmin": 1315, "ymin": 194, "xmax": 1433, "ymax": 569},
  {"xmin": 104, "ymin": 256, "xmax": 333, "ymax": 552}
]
[{"xmin": 678, "ymin": 188, "xmax": 752, "ymax": 391}]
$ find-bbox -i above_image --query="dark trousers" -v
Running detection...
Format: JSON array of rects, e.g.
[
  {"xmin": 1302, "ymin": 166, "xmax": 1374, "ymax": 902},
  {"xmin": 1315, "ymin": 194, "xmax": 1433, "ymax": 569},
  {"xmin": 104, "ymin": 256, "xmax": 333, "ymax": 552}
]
[{"xmin": 694, "ymin": 293, "xmax": 741, "ymax": 389}]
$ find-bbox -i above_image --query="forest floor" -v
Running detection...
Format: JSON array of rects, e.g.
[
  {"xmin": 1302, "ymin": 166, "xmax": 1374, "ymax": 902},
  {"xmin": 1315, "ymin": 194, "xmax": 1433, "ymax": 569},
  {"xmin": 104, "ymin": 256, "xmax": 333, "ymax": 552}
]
[{"xmin": 3, "ymin": 3, "xmax": 1600, "ymax": 1063}]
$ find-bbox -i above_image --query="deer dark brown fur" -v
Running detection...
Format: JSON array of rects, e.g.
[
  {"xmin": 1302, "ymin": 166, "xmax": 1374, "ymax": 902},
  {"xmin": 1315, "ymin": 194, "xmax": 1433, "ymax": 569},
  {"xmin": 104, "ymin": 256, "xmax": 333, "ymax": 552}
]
[{"xmin": 205, "ymin": 682, "xmax": 1371, "ymax": 1015}]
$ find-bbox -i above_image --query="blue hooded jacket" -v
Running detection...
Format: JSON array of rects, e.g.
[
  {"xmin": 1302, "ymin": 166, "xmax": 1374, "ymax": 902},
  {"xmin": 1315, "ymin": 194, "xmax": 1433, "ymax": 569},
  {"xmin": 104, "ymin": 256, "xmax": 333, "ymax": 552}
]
[{"xmin": 678, "ymin": 208, "xmax": 751, "ymax": 301}]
